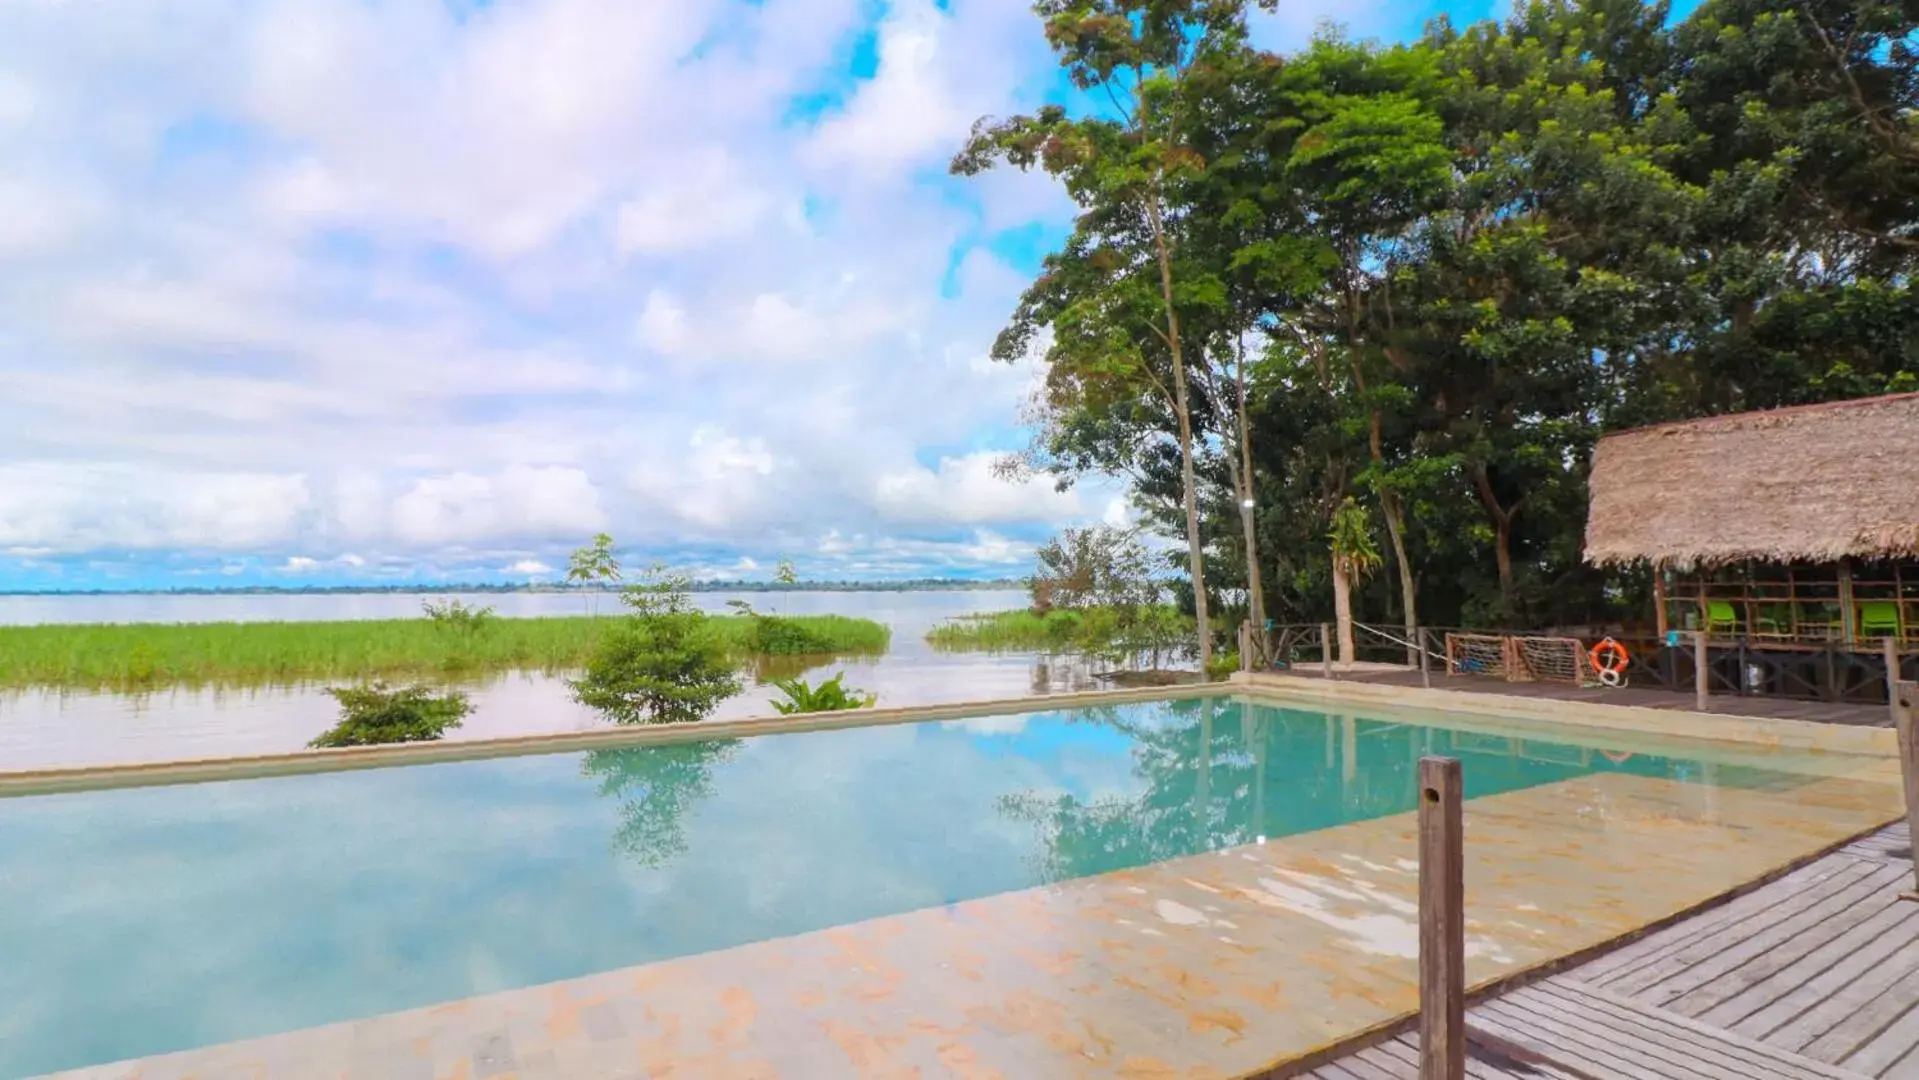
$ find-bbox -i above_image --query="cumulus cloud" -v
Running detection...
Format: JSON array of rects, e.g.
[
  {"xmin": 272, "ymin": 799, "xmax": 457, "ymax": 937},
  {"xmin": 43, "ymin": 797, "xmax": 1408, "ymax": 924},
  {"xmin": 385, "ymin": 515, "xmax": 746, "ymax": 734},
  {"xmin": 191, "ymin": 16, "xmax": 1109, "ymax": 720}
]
[
  {"xmin": 874, "ymin": 452, "xmax": 1080, "ymax": 526},
  {"xmin": 0, "ymin": 0, "xmax": 1146, "ymax": 587},
  {"xmin": 502, "ymin": 559, "xmax": 553, "ymax": 575}
]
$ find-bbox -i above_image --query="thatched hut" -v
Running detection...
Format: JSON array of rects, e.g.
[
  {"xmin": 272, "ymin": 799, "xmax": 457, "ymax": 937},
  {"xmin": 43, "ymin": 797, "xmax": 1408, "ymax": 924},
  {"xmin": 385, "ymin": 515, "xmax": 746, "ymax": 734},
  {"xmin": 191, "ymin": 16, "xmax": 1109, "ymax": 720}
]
[{"xmin": 1584, "ymin": 391, "xmax": 1919, "ymax": 647}]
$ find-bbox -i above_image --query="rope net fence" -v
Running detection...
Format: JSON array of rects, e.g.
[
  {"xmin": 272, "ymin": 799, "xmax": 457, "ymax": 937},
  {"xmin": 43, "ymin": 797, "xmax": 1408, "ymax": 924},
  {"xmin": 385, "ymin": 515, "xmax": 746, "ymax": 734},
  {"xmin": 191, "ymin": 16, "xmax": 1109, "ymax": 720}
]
[
  {"xmin": 1445, "ymin": 633, "xmax": 1510, "ymax": 679},
  {"xmin": 1511, "ymin": 636, "xmax": 1591, "ymax": 686},
  {"xmin": 1446, "ymin": 633, "xmax": 1595, "ymax": 686}
]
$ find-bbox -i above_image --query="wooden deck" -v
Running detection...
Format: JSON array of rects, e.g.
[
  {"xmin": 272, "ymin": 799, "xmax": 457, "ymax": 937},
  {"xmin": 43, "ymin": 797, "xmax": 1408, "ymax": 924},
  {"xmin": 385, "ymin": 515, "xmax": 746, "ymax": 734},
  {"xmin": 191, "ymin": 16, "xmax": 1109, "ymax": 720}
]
[
  {"xmin": 1300, "ymin": 824, "xmax": 1919, "ymax": 1079},
  {"xmin": 1285, "ymin": 665, "xmax": 1895, "ymax": 728}
]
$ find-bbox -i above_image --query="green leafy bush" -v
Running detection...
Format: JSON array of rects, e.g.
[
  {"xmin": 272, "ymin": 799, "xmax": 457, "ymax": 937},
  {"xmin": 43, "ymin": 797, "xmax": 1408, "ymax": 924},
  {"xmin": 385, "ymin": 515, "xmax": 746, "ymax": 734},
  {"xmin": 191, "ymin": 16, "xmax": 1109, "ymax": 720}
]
[
  {"xmin": 1204, "ymin": 650, "xmax": 1240, "ymax": 681},
  {"xmin": 310, "ymin": 682, "xmax": 472, "ymax": 748},
  {"xmin": 749, "ymin": 615, "xmax": 836, "ymax": 655},
  {"xmin": 421, "ymin": 598, "xmax": 495, "ymax": 635},
  {"xmin": 570, "ymin": 564, "xmax": 743, "ymax": 725},
  {"xmin": 769, "ymin": 671, "xmax": 876, "ymax": 714}
]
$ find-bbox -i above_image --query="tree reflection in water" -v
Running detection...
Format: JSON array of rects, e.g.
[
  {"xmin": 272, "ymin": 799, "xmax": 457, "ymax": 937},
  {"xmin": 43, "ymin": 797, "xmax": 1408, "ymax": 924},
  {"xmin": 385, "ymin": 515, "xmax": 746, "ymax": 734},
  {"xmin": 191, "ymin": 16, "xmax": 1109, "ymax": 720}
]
[
  {"xmin": 581, "ymin": 739, "xmax": 742, "ymax": 869},
  {"xmin": 996, "ymin": 699, "xmax": 1706, "ymax": 884}
]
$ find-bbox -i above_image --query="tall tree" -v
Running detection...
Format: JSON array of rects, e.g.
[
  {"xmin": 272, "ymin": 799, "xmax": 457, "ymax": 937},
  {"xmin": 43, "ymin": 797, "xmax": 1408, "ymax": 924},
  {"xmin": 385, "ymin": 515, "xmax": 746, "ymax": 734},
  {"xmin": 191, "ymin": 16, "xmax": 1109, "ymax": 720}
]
[{"xmin": 955, "ymin": 0, "xmax": 1275, "ymax": 669}]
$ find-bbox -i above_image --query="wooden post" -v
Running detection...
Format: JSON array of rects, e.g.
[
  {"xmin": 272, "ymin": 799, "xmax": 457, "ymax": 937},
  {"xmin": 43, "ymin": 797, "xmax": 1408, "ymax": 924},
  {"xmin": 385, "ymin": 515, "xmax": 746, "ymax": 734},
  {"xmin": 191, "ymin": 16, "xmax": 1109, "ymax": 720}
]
[
  {"xmin": 1840, "ymin": 559, "xmax": 1857, "ymax": 648},
  {"xmin": 1321, "ymin": 622, "xmax": 1333, "ymax": 680},
  {"xmin": 1653, "ymin": 569, "xmax": 1669, "ymax": 639},
  {"xmin": 1418, "ymin": 627, "xmax": 1432, "ymax": 689},
  {"xmin": 1419, "ymin": 756, "xmax": 1465, "ymax": 1080},
  {"xmin": 1695, "ymin": 631, "xmax": 1710, "ymax": 711},
  {"xmin": 1889, "ymin": 636, "xmax": 1903, "ymax": 728},
  {"xmin": 1893, "ymin": 680, "xmax": 1918, "ymax": 900}
]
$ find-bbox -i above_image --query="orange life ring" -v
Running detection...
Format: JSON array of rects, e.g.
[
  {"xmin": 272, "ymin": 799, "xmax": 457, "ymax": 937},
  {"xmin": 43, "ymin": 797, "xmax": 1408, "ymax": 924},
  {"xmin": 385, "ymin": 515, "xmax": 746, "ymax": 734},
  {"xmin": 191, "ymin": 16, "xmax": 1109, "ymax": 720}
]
[
  {"xmin": 1589, "ymin": 638, "xmax": 1629, "ymax": 675},
  {"xmin": 1601, "ymin": 749, "xmax": 1634, "ymax": 764}
]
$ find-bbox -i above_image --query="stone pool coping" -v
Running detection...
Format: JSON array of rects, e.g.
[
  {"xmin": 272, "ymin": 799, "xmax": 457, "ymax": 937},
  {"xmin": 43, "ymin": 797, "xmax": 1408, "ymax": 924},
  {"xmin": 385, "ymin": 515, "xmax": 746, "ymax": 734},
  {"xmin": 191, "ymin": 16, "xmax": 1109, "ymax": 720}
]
[
  {"xmin": 1229, "ymin": 671, "xmax": 1899, "ymax": 759},
  {"xmin": 0, "ymin": 684, "xmax": 1224, "ymax": 796},
  {"xmin": 3, "ymin": 674, "xmax": 1896, "ymax": 798}
]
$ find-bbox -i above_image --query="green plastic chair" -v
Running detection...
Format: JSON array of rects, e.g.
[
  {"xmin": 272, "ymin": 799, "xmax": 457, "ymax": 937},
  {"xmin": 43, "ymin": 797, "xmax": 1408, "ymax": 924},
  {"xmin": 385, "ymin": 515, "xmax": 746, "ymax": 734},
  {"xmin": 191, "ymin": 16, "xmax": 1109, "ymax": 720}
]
[
  {"xmin": 1705, "ymin": 601, "xmax": 1740, "ymax": 635},
  {"xmin": 1755, "ymin": 604, "xmax": 1792, "ymax": 637},
  {"xmin": 1860, "ymin": 601, "xmax": 1901, "ymax": 639}
]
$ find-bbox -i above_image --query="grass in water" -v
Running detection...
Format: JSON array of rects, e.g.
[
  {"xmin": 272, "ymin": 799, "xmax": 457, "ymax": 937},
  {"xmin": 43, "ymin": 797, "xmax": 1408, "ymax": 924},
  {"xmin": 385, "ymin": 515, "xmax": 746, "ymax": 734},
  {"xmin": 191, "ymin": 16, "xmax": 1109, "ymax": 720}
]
[
  {"xmin": 925, "ymin": 609, "xmax": 1091, "ymax": 650},
  {"xmin": 0, "ymin": 615, "xmax": 891, "ymax": 691},
  {"xmin": 925, "ymin": 606, "xmax": 1190, "ymax": 652}
]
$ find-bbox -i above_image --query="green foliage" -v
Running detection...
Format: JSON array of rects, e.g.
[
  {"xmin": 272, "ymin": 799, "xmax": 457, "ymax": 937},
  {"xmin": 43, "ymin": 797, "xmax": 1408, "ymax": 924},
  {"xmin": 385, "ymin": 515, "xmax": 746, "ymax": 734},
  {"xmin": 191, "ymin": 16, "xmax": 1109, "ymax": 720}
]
[
  {"xmin": 1204, "ymin": 650, "xmax": 1240, "ymax": 680},
  {"xmin": 927, "ymin": 605, "xmax": 1193, "ymax": 659},
  {"xmin": 928, "ymin": 609, "xmax": 1094, "ymax": 650},
  {"xmin": 0, "ymin": 614, "xmax": 887, "ymax": 691},
  {"xmin": 966, "ymin": 0, "xmax": 1919, "ymax": 632},
  {"xmin": 570, "ymin": 564, "xmax": 744, "ymax": 725},
  {"xmin": 1029, "ymin": 525, "xmax": 1161, "ymax": 613},
  {"xmin": 775, "ymin": 559, "xmax": 799, "ymax": 586},
  {"xmin": 768, "ymin": 671, "xmax": 877, "ymax": 715},
  {"xmin": 421, "ymin": 598, "xmax": 495, "ymax": 636},
  {"xmin": 309, "ymin": 682, "xmax": 471, "ymax": 748},
  {"xmin": 566, "ymin": 533, "xmax": 622, "ymax": 614},
  {"xmin": 1328, "ymin": 498, "xmax": 1383, "ymax": 580},
  {"xmin": 748, "ymin": 615, "xmax": 837, "ymax": 655}
]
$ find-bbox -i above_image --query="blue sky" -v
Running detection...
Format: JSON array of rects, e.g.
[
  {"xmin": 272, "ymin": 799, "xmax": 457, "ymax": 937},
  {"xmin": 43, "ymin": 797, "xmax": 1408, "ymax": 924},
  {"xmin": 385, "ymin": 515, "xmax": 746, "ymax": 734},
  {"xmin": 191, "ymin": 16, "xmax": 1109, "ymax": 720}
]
[{"xmin": 0, "ymin": 0, "xmax": 1678, "ymax": 592}]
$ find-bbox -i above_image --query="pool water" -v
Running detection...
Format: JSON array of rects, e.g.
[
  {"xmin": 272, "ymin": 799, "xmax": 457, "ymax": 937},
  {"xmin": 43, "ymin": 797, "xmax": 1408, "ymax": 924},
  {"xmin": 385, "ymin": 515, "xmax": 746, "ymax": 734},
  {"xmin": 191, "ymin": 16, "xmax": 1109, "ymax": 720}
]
[{"xmin": 0, "ymin": 696, "xmax": 1808, "ymax": 1077}]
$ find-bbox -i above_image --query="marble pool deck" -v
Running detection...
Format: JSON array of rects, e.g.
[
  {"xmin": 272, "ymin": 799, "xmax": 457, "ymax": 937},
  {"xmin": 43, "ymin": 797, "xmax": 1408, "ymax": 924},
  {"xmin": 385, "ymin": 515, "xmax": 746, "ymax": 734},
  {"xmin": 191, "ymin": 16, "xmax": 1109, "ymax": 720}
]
[{"xmin": 41, "ymin": 747, "xmax": 1906, "ymax": 1080}]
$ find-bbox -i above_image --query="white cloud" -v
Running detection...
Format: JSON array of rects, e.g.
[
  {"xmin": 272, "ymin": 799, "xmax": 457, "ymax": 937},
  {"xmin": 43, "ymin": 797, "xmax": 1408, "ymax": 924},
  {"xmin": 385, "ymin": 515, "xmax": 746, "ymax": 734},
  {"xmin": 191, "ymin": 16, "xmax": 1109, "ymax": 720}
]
[
  {"xmin": 502, "ymin": 559, "xmax": 553, "ymax": 575},
  {"xmin": 0, "ymin": 0, "xmax": 1130, "ymax": 585},
  {"xmin": 805, "ymin": 0, "xmax": 974, "ymax": 174},
  {"xmin": 617, "ymin": 149, "xmax": 772, "ymax": 256},
  {"xmin": 390, "ymin": 467, "xmax": 607, "ymax": 546},
  {"xmin": 0, "ymin": 464, "xmax": 311, "ymax": 554},
  {"xmin": 874, "ymin": 452, "xmax": 1080, "ymax": 526}
]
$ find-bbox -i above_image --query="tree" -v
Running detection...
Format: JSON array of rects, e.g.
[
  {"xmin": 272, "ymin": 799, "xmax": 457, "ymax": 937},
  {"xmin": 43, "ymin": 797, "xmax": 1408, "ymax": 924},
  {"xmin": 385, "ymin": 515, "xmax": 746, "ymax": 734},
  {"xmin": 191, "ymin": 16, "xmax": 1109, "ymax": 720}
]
[
  {"xmin": 569, "ymin": 563, "xmax": 742, "ymax": 725},
  {"xmin": 566, "ymin": 533, "xmax": 621, "ymax": 616},
  {"xmin": 310, "ymin": 683, "xmax": 471, "ymax": 748},
  {"xmin": 1328, "ymin": 497, "xmax": 1381, "ymax": 665},
  {"xmin": 954, "ymin": 0, "xmax": 1278, "ymax": 671}
]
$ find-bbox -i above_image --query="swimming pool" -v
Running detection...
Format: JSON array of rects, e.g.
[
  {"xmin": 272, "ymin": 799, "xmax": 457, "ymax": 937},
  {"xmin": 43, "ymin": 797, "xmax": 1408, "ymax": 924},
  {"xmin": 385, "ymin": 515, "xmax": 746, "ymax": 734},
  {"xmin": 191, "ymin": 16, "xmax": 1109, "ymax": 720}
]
[{"xmin": 0, "ymin": 694, "xmax": 1861, "ymax": 1077}]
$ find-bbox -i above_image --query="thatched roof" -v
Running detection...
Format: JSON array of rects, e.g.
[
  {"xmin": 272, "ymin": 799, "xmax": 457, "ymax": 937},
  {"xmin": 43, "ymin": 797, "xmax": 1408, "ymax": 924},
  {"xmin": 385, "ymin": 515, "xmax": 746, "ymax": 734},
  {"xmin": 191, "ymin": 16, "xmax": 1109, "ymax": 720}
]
[{"xmin": 1584, "ymin": 392, "xmax": 1919, "ymax": 569}]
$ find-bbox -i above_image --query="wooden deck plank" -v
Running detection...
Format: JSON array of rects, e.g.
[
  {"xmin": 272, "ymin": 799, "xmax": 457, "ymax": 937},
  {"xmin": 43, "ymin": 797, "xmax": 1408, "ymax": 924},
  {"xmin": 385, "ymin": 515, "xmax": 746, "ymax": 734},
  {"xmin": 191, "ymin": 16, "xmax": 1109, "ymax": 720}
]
[
  {"xmin": 1769, "ymin": 948, "xmax": 1919, "ymax": 1058},
  {"xmin": 1706, "ymin": 903, "xmax": 1919, "ymax": 1035},
  {"xmin": 1643, "ymin": 863, "xmax": 1910, "ymax": 1013},
  {"xmin": 1532, "ymin": 981, "xmax": 1809, "ymax": 1080},
  {"xmin": 1471, "ymin": 998, "xmax": 1679, "ymax": 1079},
  {"xmin": 1574, "ymin": 855, "xmax": 1866, "ymax": 984},
  {"xmin": 1301, "ymin": 825, "xmax": 1915, "ymax": 1080},
  {"xmin": 1799, "ymin": 968, "xmax": 1919, "ymax": 1069},
  {"xmin": 1843, "ymin": 998, "xmax": 1919, "ymax": 1078},
  {"xmin": 1596, "ymin": 859, "xmax": 1884, "ymax": 995},
  {"xmin": 1541, "ymin": 979, "xmax": 1862, "ymax": 1080},
  {"xmin": 1488, "ymin": 995, "xmax": 1749, "ymax": 1080}
]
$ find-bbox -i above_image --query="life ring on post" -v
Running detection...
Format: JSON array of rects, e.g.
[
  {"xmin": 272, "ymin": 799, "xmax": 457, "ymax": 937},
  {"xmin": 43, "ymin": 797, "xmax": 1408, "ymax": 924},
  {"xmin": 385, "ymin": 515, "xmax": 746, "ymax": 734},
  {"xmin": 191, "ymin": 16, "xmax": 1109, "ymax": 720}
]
[{"xmin": 1590, "ymin": 637, "xmax": 1630, "ymax": 688}]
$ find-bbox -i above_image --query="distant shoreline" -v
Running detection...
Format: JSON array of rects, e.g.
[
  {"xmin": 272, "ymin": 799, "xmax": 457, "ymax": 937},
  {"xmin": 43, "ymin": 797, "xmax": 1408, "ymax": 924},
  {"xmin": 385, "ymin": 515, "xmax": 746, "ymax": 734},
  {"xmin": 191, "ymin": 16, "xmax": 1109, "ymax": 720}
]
[{"xmin": 0, "ymin": 579, "xmax": 1026, "ymax": 598}]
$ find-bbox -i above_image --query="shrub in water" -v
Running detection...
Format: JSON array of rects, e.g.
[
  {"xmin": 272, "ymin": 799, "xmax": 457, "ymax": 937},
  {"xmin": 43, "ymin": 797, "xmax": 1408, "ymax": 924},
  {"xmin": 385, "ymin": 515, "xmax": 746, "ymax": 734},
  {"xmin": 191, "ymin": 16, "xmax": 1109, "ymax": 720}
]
[
  {"xmin": 570, "ymin": 564, "xmax": 743, "ymax": 725},
  {"xmin": 750, "ymin": 614, "xmax": 835, "ymax": 655},
  {"xmin": 422, "ymin": 598, "xmax": 495, "ymax": 635},
  {"xmin": 310, "ymin": 682, "xmax": 472, "ymax": 748},
  {"xmin": 769, "ymin": 671, "xmax": 876, "ymax": 714}
]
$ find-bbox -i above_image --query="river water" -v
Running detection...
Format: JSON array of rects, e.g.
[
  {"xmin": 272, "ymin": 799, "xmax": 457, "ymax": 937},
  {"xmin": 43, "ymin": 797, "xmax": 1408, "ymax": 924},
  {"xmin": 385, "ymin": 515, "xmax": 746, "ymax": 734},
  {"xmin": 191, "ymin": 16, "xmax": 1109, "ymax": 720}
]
[{"xmin": 0, "ymin": 590, "xmax": 1104, "ymax": 771}]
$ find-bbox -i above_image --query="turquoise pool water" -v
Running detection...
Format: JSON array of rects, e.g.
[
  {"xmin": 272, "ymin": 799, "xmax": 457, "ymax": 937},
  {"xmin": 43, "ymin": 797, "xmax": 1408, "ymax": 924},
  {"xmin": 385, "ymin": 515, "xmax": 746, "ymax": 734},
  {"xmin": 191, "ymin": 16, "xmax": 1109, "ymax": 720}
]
[{"xmin": 0, "ymin": 696, "xmax": 1805, "ymax": 1077}]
